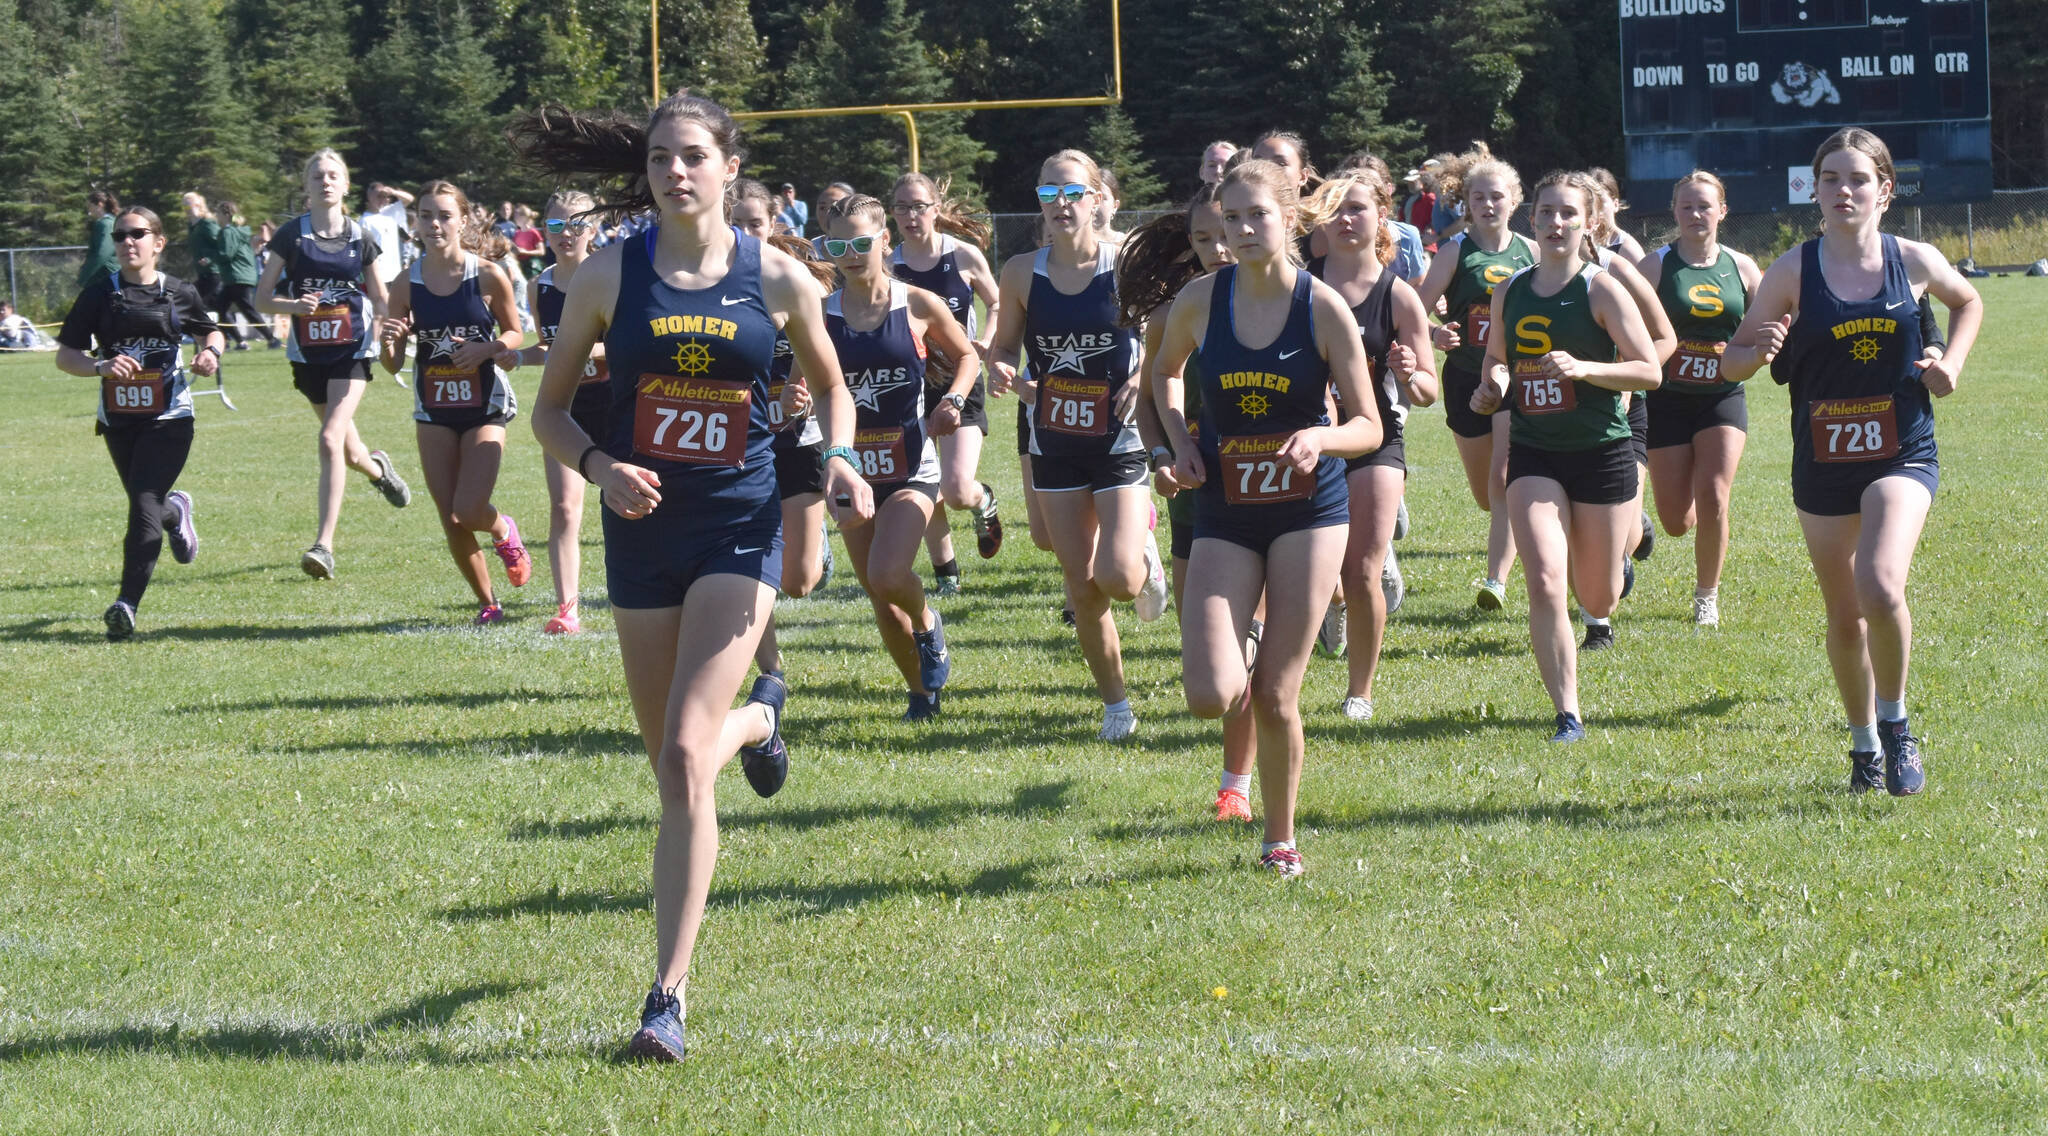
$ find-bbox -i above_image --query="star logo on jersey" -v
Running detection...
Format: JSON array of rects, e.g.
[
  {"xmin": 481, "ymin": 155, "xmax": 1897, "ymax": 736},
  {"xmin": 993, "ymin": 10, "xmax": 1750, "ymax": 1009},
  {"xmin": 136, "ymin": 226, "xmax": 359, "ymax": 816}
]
[
  {"xmin": 848, "ymin": 367, "xmax": 917, "ymax": 412},
  {"xmin": 424, "ymin": 330, "xmax": 462, "ymax": 359},
  {"xmin": 1237, "ymin": 391, "xmax": 1273, "ymax": 418},
  {"xmin": 1039, "ymin": 333, "xmax": 1116, "ymax": 375},
  {"xmin": 1849, "ymin": 337, "xmax": 1882, "ymax": 364},
  {"xmin": 672, "ymin": 341, "xmax": 713, "ymax": 376}
]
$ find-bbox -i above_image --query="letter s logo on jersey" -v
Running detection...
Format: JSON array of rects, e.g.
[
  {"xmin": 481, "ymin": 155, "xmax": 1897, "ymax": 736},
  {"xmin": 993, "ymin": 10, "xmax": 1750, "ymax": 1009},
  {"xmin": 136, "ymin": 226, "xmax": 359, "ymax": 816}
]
[
  {"xmin": 1686, "ymin": 283, "xmax": 1725, "ymax": 319},
  {"xmin": 1482, "ymin": 265, "xmax": 1515, "ymax": 288},
  {"xmin": 1515, "ymin": 315, "xmax": 1553, "ymax": 355}
]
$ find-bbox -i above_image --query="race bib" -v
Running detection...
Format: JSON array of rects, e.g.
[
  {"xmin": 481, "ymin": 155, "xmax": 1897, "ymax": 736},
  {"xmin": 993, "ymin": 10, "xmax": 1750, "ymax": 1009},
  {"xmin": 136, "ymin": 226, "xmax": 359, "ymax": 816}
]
[
  {"xmin": 1666, "ymin": 338, "xmax": 1726, "ymax": 387},
  {"xmin": 766, "ymin": 380, "xmax": 803, "ymax": 432},
  {"xmin": 1039, "ymin": 375, "xmax": 1109, "ymax": 437},
  {"xmin": 294, "ymin": 303, "xmax": 355, "ymax": 348},
  {"xmin": 1808, "ymin": 397, "xmax": 1899, "ymax": 464},
  {"xmin": 579, "ymin": 355, "xmax": 610, "ymax": 386},
  {"xmin": 852, "ymin": 426, "xmax": 908, "ymax": 482},
  {"xmin": 633, "ymin": 374, "xmax": 749, "ymax": 467},
  {"xmin": 103, "ymin": 369, "xmax": 165, "ymax": 416},
  {"xmin": 1513, "ymin": 359, "xmax": 1578, "ymax": 415},
  {"xmin": 1220, "ymin": 433, "xmax": 1312, "ymax": 505},
  {"xmin": 1466, "ymin": 302, "xmax": 1494, "ymax": 350},
  {"xmin": 420, "ymin": 363, "xmax": 483, "ymax": 410}
]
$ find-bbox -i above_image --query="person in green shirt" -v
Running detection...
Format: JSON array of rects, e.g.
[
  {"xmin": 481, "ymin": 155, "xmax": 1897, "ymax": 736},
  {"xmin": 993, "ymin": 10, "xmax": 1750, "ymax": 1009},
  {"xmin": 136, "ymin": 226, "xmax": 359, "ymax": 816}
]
[
  {"xmin": 211, "ymin": 201, "xmax": 278, "ymax": 349},
  {"xmin": 78, "ymin": 191, "xmax": 121, "ymax": 288},
  {"xmin": 180, "ymin": 192, "xmax": 224, "ymax": 313}
]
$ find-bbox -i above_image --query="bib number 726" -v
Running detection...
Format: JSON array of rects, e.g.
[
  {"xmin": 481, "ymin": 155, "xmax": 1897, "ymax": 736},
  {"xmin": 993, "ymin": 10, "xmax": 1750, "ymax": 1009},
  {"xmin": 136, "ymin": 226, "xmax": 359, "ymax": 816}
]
[{"xmin": 634, "ymin": 373, "xmax": 750, "ymax": 467}]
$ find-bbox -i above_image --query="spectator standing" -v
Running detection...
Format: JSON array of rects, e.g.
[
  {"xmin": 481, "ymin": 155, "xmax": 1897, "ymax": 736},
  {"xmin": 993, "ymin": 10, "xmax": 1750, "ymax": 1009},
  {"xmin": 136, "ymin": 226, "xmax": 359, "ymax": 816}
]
[
  {"xmin": 80, "ymin": 192, "xmax": 121, "ymax": 288},
  {"xmin": 181, "ymin": 193, "xmax": 224, "ymax": 313},
  {"xmin": 493, "ymin": 200, "xmax": 518, "ymax": 243},
  {"xmin": 361, "ymin": 184, "xmax": 413, "ymax": 288},
  {"xmin": 1402, "ymin": 168, "xmax": 1437, "ymax": 251},
  {"xmin": 777, "ymin": 182, "xmax": 809, "ymax": 236},
  {"xmin": 213, "ymin": 201, "xmax": 280, "ymax": 349},
  {"xmin": 511, "ymin": 204, "xmax": 546, "ymax": 277}
]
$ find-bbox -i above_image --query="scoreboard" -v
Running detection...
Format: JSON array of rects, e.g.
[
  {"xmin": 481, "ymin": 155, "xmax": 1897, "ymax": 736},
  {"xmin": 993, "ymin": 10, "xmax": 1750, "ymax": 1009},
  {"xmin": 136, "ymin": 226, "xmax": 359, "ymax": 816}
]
[{"xmin": 1620, "ymin": 0, "xmax": 1991, "ymax": 212}]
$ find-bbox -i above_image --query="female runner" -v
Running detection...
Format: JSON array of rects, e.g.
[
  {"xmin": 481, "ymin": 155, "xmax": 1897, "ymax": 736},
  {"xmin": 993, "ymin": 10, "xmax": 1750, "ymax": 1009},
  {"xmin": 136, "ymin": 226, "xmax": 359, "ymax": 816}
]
[
  {"xmin": 989, "ymin": 149, "xmax": 1168, "ymax": 741},
  {"xmin": 1303, "ymin": 169, "xmax": 1439, "ymax": 721},
  {"xmin": 1150, "ymin": 159, "xmax": 1382, "ymax": 875},
  {"xmin": 513, "ymin": 94, "xmax": 871, "ymax": 1060},
  {"xmin": 1415, "ymin": 148, "xmax": 1536, "ymax": 610},
  {"xmin": 889, "ymin": 172, "xmax": 1004, "ymax": 581},
  {"xmin": 1639, "ymin": 171, "xmax": 1762, "ymax": 627},
  {"xmin": 521, "ymin": 189, "xmax": 606, "ymax": 633},
  {"xmin": 826, "ymin": 194, "xmax": 982, "ymax": 719},
  {"xmin": 257, "ymin": 149, "xmax": 412, "ymax": 580},
  {"xmin": 378, "ymin": 179, "xmax": 532, "ymax": 624},
  {"xmin": 1124, "ymin": 183, "xmax": 1258, "ymax": 822},
  {"xmin": 1721, "ymin": 128, "xmax": 1981, "ymax": 795},
  {"xmin": 54, "ymin": 206, "xmax": 224, "ymax": 640},
  {"xmin": 1470, "ymin": 171, "xmax": 1660, "ymax": 742}
]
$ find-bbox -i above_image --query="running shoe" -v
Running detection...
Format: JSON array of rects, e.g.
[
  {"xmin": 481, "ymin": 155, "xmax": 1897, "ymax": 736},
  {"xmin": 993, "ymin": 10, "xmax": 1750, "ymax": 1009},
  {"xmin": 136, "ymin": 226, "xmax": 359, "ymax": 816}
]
[
  {"xmin": 932, "ymin": 571, "xmax": 962, "ymax": 598},
  {"xmin": 1215, "ymin": 788, "xmax": 1253, "ymax": 823},
  {"xmin": 903, "ymin": 691, "xmax": 941, "ymax": 723},
  {"xmin": 1246, "ymin": 618, "xmax": 1264, "ymax": 672},
  {"xmin": 368, "ymin": 450, "xmax": 411, "ymax": 508},
  {"xmin": 1393, "ymin": 498, "xmax": 1410, "ymax": 541},
  {"xmin": 738, "ymin": 673, "xmax": 789, "ymax": 797},
  {"xmin": 1633, "ymin": 510, "xmax": 1655, "ymax": 562},
  {"xmin": 493, "ymin": 515, "xmax": 532, "ymax": 587},
  {"xmin": 1693, "ymin": 593, "xmax": 1720, "ymax": 628},
  {"xmin": 1849, "ymin": 750, "xmax": 1884, "ymax": 794},
  {"xmin": 474, "ymin": 604, "xmax": 505, "ymax": 626},
  {"xmin": 1259, "ymin": 846, "xmax": 1304, "ymax": 878},
  {"xmin": 1135, "ymin": 532, "xmax": 1169, "ymax": 622},
  {"xmin": 1550, "ymin": 712, "xmax": 1586, "ymax": 743},
  {"xmin": 1341, "ymin": 696, "xmax": 1375, "ymax": 722},
  {"xmin": 913, "ymin": 611, "xmax": 951, "ymax": 693},
  {"xmin": 164, "ymin": 490, "xmax": 198, "ymax": 564},
  {"xmin": 1099, "ymin": 704, "xmax": 1138, "ymax": 741},
  {"xmin": 972, "ymin": 482, "xmax": 1003, "ymax": 559},
  {"xmin": 817, "ymin": 519, "xmax": 835, "ymax": 590},
  {"xmin": 1318, "ymin": 601, "xmax": 1348, "ymax": 657},
  {"xmin": 1382, "ymin": 549, "xmax": 1405, "ymax": 614},
  {"xmin": 300, "ymin": 544, "xmax": 335, "ymax": 580},
  {"xmin": 103, "ymin": 600, "xmax": 135, "ymax": 642},
  {"xmin": 1879, "ymin": 719, "xmax": 1925, "ymax": 796},
  {"xmin": 626, "ymin": 984, "xmax": 686, "ymax": 1063},
  {"xmin": 1620, "ymin": 557, "xmax": 1636, "ymax": 601},
  {"xmin": 544, "ymin": 602, "xmax": 581, "ymax": 635},
  {"xmin": 1058, "ymin": 603, "xmax": 1075, "ymax": 627},
  {"xmin": 1581, "ymin": 623, "xmax": 1615, "ymax": 652},
  {"xmin": 1473, "ymin": 577, "xmax": 1506, "ymax": 611},
  {"xmin": 232, "ymin": 340, "xmax": 251, "ymax": 352}
]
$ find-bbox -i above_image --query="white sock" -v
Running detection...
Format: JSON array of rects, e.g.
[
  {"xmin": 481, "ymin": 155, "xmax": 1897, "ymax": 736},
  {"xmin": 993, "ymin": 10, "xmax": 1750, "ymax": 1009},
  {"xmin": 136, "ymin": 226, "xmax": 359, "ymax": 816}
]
[
  {"xmin": 1850, "ymin": 722, "xmax": 1881, "ymax": 753},
  {"xmin": 1220, "ymin": 771, "xmax": 1251, "ymax": 796},
  {"xmin": 1104, "ymin": 698, "xmax": 1132, "ymax": 717},
  {"xmin": 1694, "ymin": 585, "xmax": 1718, "ymax": 600},
  {"xmin": 1584, "ymin": 615, "xmax": 1610, "ymax": 628},
  {"xmin": 1876, "ymin": 697, "xmax": 1906, "ymax": 723},
  {"xmin": 1260, "ymin": 839, "xmax": 1295, "ymax": 856}
]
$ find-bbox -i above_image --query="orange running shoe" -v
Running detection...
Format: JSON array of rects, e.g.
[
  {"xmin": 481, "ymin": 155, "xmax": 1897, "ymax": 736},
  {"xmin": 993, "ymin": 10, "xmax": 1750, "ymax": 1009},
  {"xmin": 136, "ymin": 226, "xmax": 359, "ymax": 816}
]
[
  {"xmin": 1214, "ymin": 788, "xmax": 1252, "ymax": 823},
  {"xmin": 493, "ymin": 514, "xmax": 532, "ymax": 587}
]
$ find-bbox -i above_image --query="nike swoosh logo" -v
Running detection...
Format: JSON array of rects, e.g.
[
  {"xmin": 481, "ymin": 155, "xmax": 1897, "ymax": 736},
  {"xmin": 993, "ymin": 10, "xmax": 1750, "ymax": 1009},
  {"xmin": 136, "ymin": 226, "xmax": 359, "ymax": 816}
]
[
  {"xmin": 735, "ymin": 546, "xmax": 764, "ymax": 554},
  {"xmin": 721, "ymin": 296, "xmax": 746, "ymax": 307},
  {"xmin": 1558, "ymin": 301, "xmax": 1574, "ymax": 306},
  {"xmin": 1886, "ymin": 300, "xmax": 1909, "ymax": 310},
  {"xmin": 1277, "ymin": 349, "xmax": 1302, "ymax": 360}
]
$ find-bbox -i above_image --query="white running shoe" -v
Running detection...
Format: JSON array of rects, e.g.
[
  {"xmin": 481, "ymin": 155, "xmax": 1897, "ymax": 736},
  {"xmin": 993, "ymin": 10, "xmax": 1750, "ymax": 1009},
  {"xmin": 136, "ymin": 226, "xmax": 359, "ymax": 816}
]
[
  {"xmin": 1318, "ymin": 601, "xmax": 1347, "ymax": 657},
  {"xmin": 1135, "ymin": 532, "xmax": 1169, "ymax": 622},
  {"xmin": 1693, "ymin": 593, "xmax": 1720, "ymax": 627},
  {"xmin": 1381, "ymin": 549, "xmax": 1405, "ymax": 614},
  {"xmin": 1100, "ymin": 704, "xmax": 1138, "ymax": 741},
  {"xmin": 1393, "ymin": 498, "xmax": 1410, "ymax": 541},
  {"xmin": 1341, "ymin": 696, "xmax": 1375, "ymax": 722}
]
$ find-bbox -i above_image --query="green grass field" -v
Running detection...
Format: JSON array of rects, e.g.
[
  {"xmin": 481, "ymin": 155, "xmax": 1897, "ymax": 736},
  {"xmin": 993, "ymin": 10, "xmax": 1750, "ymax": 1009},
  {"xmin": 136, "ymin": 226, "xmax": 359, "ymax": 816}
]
[{"xmin": 3, "ymin": 281, "xmax": 2047, "ymax": 1133}]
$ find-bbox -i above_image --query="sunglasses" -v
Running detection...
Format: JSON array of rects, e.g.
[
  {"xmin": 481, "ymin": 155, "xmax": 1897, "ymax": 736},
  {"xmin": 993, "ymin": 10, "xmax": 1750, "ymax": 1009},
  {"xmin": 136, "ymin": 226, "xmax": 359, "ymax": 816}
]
[
  {"xmin": 545, "ymin": 218, "xmax": 593, "ymax": 235},
  {"xmin": 1036, "ymin": 183, "xmax": 1091, "ymax": 205},
  {"xmin": 112, "ymin": 227, "xmax": 157, "ymax": 242},
  {"xmin": 822, "ymin": 235, "xmax": 878, "ymax": 257}
]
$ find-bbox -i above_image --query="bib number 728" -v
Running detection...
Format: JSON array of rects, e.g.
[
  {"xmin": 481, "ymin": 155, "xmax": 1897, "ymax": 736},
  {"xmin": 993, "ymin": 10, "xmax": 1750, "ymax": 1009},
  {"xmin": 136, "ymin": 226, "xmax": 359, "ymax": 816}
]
[{"xmin": 1808, "ymin": 397, "xmax": 1900, "ymax": 464}]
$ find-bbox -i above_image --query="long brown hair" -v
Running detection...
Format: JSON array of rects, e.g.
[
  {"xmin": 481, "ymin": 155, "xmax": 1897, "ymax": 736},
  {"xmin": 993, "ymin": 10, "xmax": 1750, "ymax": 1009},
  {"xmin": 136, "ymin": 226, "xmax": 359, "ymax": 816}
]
[
  {"xmin": 1115, "ymin": 183, "xmax": 1223, "ymax": 327},
  {"xmin": 417, "ymin": 179, "xmax": 489, "ymax": 256},
  {"xmin": 507, "ymin": 91, "xmax": 746, "ymax": 223},
  {"xmin": 767, "ymin": 234, "xmax": 836, "ymax": 290},
  {"xmin": 1811, "ymin": 127, "xmax": 1896, "ymax": 211},
  {"xmin": 893, "ymin": 171, "xmax": 990, "ymax": 246}
]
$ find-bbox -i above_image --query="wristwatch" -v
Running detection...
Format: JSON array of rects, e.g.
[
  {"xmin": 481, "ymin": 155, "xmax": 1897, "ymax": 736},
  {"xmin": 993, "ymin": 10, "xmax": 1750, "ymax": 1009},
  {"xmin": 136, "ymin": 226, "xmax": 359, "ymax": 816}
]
[
  {"xmin": 821, "ymin": 444, "xmax": 858, "ymax": 470},
  {"xmin": 1148, "ymin": 445, "xmax": 1175, "ymax": 472},
  {"xmin": 941, "ymin": 392, "xmax": 967, "ymax": 411}
]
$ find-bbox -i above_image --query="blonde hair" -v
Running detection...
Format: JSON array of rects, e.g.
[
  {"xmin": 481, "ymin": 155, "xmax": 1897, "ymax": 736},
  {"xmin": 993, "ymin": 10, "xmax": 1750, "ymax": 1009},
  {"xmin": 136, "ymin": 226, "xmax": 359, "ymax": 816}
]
[
  {"xmin": 1039, "ymin": 149, "xmax": 1105, "ymax": 195},
  {"xmin": 824, "ymin": 193, "xmax": 889, "ymax": 234},
  {"xmin": 1443, "ymin": 141, "xmax": 1523, "ymax": 214},
  {"xmin": 1218, "ymin": 158, "xmax": 1305, "ymax": 266},
  {"xmin": 1532, "ymin": 170, "xmax": 1602, "ymax": 263},
  {"xmin": 545, "ymin": 188, "xmax": 597, "ymax": 218},
  {"xmin": 1301, "ymin": 172, "xmax": 1396, "ymax": 267},
  {"xmin": 1670, "ymin": 169, "xmax": 1727, "ymax": 208},
  {"xmin": 301, "ymin": 148, "xmax": 348, "ymax": 189}
]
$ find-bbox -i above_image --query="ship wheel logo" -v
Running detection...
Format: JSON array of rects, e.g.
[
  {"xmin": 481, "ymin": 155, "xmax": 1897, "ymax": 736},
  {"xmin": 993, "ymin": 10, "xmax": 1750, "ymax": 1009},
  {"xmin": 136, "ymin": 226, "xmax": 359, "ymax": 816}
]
[
  {"xmin": 1236, "ymin": 391, "xmax": 1273, "ymax": 418},
  {"xmin": 1849, "ymin": 337, "xmax": 1881, "ymax": 364},
  {"xmin": 672, "ymin": 341, "xmax": 714, "ymax": 375}
]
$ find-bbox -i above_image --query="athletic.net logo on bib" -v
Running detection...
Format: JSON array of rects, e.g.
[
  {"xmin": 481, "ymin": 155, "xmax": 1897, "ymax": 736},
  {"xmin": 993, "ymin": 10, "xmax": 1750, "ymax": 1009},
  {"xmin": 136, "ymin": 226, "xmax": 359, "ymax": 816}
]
[{"xmin": 634, "ymin": 374, "xmax": 749, "ymax": 467}]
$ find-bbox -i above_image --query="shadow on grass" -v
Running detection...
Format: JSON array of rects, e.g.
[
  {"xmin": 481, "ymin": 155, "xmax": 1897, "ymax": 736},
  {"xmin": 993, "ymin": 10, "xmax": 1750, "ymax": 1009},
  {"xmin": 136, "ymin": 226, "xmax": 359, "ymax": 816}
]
[
  {"xmin": 1300, "ymin": 693, "xmax": 1742, "ymax": 746},
  {"xmin": 178, "ymin": 689, "xmax": 590, "ymax": 714},
  {"xmin": 508, "ymin": 778, "xmax": 1077, "ymax": 842},
  {"xmin": 275, "ymin": 727, "xmax": 643, "ymax": 760},
  {"xmin": 0, "ymin": 617, "xmax": 376, "ymax": 645},
  {"xmin": 442, "ymin": 851, "xmax": 1205, "ymax": 924},
  {"xmin": 0, "ymin": 981, "xmax": 530, "ymax": 1064}
]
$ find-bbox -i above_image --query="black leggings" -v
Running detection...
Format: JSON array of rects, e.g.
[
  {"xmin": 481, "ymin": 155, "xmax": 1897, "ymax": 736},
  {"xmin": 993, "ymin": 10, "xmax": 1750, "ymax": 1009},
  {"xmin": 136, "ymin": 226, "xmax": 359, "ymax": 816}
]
[
  {"xmin": 104, "ymin": 416, "xmax": 194, "ymax": 607},
  {"xmin": 215, "ymin": 282, "xmax": 277, "ymax": 345}
]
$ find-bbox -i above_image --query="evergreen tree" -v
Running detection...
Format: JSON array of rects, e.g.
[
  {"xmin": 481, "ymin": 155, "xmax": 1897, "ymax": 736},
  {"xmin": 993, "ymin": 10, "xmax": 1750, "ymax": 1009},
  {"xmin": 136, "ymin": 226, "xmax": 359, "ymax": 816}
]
[
  {"xmin": 1086, "ymin": 104, "xmax": 1167, "ymax": 210},
  {"xmin": 1323, "ymin": 23, "xmax": 1422, "ymax": 164},
  {"xmin": 853, "ymin": 0, "xmax": 991, "ymax": 201},
  {"xmin": 658, "ymin": 0, "xmax": 765, "ymax": 110},
  {"xmin": 528, "ymin": 0, "xmax": 624, "ymax": 111},
  {"xmin": 0, "ymin": 0, "xmax": 74, "ymax": 246},
  {"xmin": 121, "ymin": 0, "xmax": 277, "ymax": 220},
  {"xmin": 225, "ymin": 0, "xmax": 356, "ymax": 182}
]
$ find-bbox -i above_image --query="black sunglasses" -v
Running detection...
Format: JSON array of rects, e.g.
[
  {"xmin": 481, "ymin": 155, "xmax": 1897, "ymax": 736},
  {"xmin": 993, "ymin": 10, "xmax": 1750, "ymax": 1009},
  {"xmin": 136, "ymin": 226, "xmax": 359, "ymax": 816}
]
[{"xmin": 112, "ymin": 227, "xmax": 157, "ymax": 242}]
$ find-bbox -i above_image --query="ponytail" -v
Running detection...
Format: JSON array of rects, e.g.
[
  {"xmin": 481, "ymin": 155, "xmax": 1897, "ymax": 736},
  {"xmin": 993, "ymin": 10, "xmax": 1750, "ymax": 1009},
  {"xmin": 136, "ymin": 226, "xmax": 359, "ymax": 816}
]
[
  {"xmin": 891, "ymin": 171, "xmax": 991, "ymax": 247},
  {"xmin": 1115, "ymin": 183, "xmax": 1222, "ymax": 327},
  {"xmin": 767, "ymin": 234, "xmax": 836, "ymax": 290},
  {"xmin": 508, "ymin": 92, "xmax": 746, "ymax": 224}
]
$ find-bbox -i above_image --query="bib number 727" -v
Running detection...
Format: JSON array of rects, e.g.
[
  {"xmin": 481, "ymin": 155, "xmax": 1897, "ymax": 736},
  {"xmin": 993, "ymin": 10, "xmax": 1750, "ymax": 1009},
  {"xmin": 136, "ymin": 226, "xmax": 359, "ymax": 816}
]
[{"xmin": 1221, "ymin": 433, "xmax": 1313, "ymax": 505}]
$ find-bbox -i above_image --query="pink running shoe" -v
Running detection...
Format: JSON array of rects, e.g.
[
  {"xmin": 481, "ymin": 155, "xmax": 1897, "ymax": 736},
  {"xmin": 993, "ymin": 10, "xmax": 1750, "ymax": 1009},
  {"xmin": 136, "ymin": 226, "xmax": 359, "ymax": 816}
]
[
  {"xmin": 1259, "ymin": 846, "xmax": 1304, "ymax": 878},
  {"xmin": 475, "ymin": 604, "xmax": 506, "ymax": 626},
  {"xmin": 493, "ymin": 515, "xmax": 531, "ymax": 587},
  {"xmin": 1214, "ymin": 789, "xmax": 1253, "ymax": 823},
  {"xmin": 544, "ymin": 602, "xmax": 582, "ymax": 635}
]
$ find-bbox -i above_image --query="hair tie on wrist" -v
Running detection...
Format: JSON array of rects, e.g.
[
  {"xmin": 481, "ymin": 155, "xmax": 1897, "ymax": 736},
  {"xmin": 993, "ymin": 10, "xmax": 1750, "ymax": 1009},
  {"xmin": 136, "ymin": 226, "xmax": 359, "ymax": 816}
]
[{"xmin": 577, "ymin": 443, "xmax": 604, "ymax": 483}]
